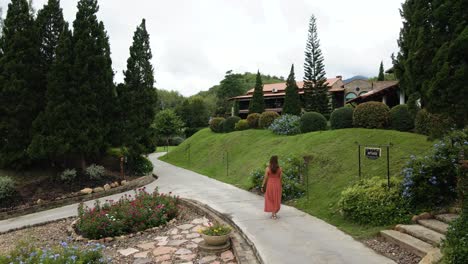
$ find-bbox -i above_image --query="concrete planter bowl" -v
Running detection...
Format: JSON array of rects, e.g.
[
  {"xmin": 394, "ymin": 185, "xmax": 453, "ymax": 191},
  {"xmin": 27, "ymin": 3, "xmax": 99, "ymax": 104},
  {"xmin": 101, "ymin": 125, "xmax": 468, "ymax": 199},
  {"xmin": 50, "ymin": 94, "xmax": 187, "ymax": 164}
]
[{"xmin": 201, "ymin": 232, "xmax": 231, "ymax": 246}]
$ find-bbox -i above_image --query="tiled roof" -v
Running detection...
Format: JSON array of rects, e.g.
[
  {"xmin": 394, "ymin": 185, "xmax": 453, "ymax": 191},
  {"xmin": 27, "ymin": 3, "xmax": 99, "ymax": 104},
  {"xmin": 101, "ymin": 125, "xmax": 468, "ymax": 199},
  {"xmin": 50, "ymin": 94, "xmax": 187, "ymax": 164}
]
[
  {"xmin": 347, "ymin": 81, "xmax": 399, "ymax": 103},
  {"xmin": 245, "ymin": 78, "xmax": 342, "ymax": 94}
]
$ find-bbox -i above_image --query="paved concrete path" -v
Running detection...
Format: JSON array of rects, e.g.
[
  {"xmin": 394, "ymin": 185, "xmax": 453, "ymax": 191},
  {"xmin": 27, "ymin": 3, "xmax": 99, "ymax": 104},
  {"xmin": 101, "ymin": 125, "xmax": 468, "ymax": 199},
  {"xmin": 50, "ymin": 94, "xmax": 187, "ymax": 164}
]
[{"xmin": 0, "ymin": 153, "xmax": 393, "ymax": 264}]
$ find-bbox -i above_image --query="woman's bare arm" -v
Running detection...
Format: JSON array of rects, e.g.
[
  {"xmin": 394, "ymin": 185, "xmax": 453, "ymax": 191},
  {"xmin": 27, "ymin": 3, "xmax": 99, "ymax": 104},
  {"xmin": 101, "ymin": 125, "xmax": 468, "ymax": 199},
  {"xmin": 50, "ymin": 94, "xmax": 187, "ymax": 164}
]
[{"xmin": 261, "ymin": 167, "xmax": 269, "ymax": 191}]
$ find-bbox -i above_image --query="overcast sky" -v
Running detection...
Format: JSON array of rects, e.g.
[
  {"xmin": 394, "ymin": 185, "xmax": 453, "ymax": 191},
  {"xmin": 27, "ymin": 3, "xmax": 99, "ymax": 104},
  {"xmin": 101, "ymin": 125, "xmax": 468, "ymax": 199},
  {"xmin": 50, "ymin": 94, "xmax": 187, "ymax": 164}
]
[{"xmin": 1, "ymin": 0, "xmax": 405, "ymax": 96}]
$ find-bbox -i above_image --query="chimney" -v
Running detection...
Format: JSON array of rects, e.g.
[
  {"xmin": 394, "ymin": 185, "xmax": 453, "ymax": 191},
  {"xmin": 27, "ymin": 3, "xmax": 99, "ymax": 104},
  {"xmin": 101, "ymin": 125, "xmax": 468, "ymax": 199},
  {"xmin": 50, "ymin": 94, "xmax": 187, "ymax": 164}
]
[{"xmin": 336, "ymin": 75, "xmax": 342, "ymax": 80}]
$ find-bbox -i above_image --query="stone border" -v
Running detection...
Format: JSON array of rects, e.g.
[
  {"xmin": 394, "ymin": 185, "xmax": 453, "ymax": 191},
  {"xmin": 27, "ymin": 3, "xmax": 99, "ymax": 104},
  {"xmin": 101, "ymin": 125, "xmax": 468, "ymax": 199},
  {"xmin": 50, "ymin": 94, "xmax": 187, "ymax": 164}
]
[{"xmin": 0, "ymin": 174, "xmax": 156, "ymax": 221}]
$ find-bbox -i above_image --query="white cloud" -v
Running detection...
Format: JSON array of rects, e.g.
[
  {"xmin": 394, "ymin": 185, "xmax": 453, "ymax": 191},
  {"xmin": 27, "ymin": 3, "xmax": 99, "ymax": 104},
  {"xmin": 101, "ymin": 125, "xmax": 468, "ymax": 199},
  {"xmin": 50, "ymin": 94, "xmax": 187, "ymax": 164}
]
[{"xmin": 1, "ymin": 0, "xmax": 404, "ymax": 96}]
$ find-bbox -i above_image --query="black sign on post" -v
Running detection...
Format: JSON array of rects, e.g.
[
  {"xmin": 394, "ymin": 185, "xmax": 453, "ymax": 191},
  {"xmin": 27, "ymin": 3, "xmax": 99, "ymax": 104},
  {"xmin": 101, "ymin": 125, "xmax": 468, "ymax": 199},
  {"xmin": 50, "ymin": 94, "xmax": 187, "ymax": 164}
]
[{"xmin": 365, "ymin": 147, "xmax": 381, "ymax": 160}]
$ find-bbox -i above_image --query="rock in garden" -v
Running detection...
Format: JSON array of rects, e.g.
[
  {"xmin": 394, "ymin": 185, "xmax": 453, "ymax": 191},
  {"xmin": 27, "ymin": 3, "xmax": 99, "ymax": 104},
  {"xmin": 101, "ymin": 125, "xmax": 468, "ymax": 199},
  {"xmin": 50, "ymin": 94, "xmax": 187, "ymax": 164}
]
[
  {"xmin": 103, "ymin": 184, "xmax": 111, "ymax": 191},
  {"xmin": 121, "ymin": 180, "xmax": 128, "ymax": 186},
  {"xmin": 175, "ymin": 248, "xmax": 192, "ymax": 255},
  {"xmin": 133, "ymin": 251, "xmax": 149, "ymax": 258},
  {"xmin": 418, "ymin": 212, "xmax": 432, "ymax": 220},
  {"xmin": 191, "ymin": 238, "xmax": 204, "ymax": 243},
  {"xmin": 191, "ymin": 225, "xmax": 204, "ymax": 232},
  {"xmin": 186, "ymin": 233, "xmax": 200, "ymax": 239},
  {"xmin": 168, "ymin": 228, "xmax": 179, "ymax": 235},
  {"xmin": 118, "ymin": 247, "xmax": 139, "ymax": 256},
  {"xmin": 93, "ymin": 187, "xmax": 104, "ymax": 193},
  {"xmin": 137, "ymin": 242, "xmax": 155, "ymax": 250},
  {"xmin": 177, "ymin": 224, "xmax": 194, "ymax": 230},
  {"xmin": 133, "ymin": 258, "xmax": 153, "ymax": 264},
  {"xmin": 36, "ymin": 199, "xmax": 44, "ymax": 205},
  {"xmin": 184, "ymin": 242, "xmax": 198, "ymax": 249},
  {"xmin": 221, "ymin": 250, "xmax": 235, "ymax": 262},
  {"xmin": 199, "ymin": 255, "xmax": 217, "ymax": 264},
  {"xmin": 167, "ymin": 239, "xmax": 188, "ymax": 246},
  {"xmin": 153, "ymin": 247, "xmax": 176, "ymax": 256},
  {"xmin": 80, "ymin": 188, "xmax": 93, "ymax": 194},
  {"xmin": 176, "ymin": 253, "xmax": 196, "ymax": 261},
  {"xmin": 155, "ymin": 254, "xmax": 171, "ymax": 262},
  {"xmin": 104, "ymin": 237, "xmax": 114, "ymax": 242},
  {"xmin": 191, "ymin": 217, "xmax": 209, "ymax": 225}
]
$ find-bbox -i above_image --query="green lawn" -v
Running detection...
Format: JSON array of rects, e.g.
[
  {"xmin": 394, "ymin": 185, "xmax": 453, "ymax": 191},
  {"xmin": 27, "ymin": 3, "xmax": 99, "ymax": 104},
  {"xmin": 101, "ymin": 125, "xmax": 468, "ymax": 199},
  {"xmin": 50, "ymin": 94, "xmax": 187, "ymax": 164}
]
[
  {"xmin": 155, "ymin": 146, "xmax": 177, "ymax": 153},
  {"xmin": 161, "ymin": 128, "xmax": 433, "ymax": 238}
]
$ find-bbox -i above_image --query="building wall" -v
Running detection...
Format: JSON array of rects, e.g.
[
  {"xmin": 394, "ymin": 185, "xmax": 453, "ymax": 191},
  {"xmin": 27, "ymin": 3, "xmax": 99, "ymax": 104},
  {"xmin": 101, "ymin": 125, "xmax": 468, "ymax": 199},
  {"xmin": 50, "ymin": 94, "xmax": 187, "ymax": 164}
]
[{"xmin": 344, "ymin": 79, "xmax": 372, "ymax": 102}]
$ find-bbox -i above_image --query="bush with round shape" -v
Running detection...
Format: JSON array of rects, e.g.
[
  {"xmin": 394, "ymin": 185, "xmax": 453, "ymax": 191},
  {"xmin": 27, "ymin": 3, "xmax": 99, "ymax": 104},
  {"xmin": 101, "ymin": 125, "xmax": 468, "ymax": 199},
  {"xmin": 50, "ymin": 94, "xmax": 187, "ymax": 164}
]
[
  {"xmin": 129, "ymin": 156, "xmax": 153, "ymax": 176},
  {"xmin": 246, "ymin": 113, "xmax": 261, "ymax": 129},
  {"xmin": 330, "ymin": 107, "xmax": 354, "ymax": 129},
  {"xmin": 0, "ymin": 176, "xmax": 15, "ymax": 202},
  {"xmin": 259, "ymin": 111, "xmax": 280, "ymax": 129},
  {"xmin": 389, "ymin": 104, "xmax": 414, "ymax": 132},
  {"xmin": 171, "ymin": 136, "xmax": 185, "ymax": 146},
  {"xmin": 353, "ymin": 101, "xmax": 390, "ymax": 129},
  {"xmin": 85, "ymin": 164, "xmax": 105, "ymax": 180},
  {"xmin": 268, "ymin": 114, "xmax": 301, "ymax": 135},
  {"xmin": 235, "ymin": 120, "xmax": 249, "ymax": 131},
  {"xmin": 61, "ymin": 168, "xmax": 77, "ymax": 182},
  {"xmin": 223, "ymin": 116, "xmax": 241, "ymax": 133},
  {"xmin": 209, "ymin": 117, "xmax": 225, "ymax": 133},
  {"xmin": 300, "ymin": 112, "xmax": 327, "ymax": 133},
  {"xmin": 338, "ymin": 177, "xmax": 411, "ymax": 226}
]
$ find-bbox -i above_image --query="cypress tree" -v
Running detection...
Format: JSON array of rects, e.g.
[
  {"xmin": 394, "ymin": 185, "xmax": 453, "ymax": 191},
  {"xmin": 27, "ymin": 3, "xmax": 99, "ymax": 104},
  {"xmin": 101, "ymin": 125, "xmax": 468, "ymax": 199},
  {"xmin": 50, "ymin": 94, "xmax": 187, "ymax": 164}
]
[
  {"xmin": 378, "ymin": 61, "xmax": 385, "ymax": 81},
  {"xmin": 249, "ymin": 70, "xmax": 265, "ymax": 114},
  {"xmin": 0, "ymin": 0, "xmax": 41, "ymax": 168},
  {"xmin": 121, "ymin": 19, "xmax": 158, "ymax": 157},
  {"xmin": 71, "ymin": 0, "xmax": 115, "ymax": 168},
  {"xmin": 282, "ymin": 64, "xmax": 301, "ymax": 115},
  {"xmin": 303, "ymin": 15, "xmax": 329, "ymax": 114}
]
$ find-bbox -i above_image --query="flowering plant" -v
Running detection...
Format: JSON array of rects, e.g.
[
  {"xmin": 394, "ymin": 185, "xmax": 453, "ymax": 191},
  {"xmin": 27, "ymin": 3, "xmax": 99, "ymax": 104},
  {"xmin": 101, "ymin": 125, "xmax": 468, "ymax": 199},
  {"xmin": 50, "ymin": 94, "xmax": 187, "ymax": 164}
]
[
  {"xmin": 77, "ymin": 187, "xmax": 179, "ymax": 239},
  {"xmin": 268, "ymin": 114, "xmax": 301, "ymax": 135},
  {"xmin": 199, "ymin": 222, "xmax": 231, "ymax": 236}
]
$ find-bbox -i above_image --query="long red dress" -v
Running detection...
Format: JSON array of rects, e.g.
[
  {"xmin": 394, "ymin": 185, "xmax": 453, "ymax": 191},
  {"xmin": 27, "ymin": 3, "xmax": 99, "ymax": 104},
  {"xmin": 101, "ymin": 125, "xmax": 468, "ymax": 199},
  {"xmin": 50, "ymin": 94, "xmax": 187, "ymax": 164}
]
[{"xmin": 264, "ymin": 167, "xmax": 282, "ymax": 213}]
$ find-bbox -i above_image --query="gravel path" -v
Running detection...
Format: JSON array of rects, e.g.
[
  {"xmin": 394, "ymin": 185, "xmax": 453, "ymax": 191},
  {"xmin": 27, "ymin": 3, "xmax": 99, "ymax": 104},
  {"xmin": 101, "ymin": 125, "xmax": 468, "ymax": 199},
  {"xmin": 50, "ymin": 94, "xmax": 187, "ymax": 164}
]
[{"xmin": 363, "ymin": 238, "xmax": 421, "ymax": 264}]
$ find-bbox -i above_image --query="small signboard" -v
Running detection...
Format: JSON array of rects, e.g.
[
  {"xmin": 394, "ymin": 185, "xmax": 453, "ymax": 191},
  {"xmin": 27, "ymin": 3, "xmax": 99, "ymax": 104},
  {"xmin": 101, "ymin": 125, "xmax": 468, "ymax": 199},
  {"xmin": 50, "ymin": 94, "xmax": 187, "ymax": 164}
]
[{"xmin": 365, "ymin": 147, "xmax": 381, "ymax": 160}]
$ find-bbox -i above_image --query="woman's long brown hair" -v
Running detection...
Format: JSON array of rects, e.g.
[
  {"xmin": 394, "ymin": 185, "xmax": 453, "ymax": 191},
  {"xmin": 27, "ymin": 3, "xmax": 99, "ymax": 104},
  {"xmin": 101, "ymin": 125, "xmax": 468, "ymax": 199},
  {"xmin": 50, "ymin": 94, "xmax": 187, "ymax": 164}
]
[{"xmin": 269, "ymin": 155, "xmax": 279, "ymax": 173}]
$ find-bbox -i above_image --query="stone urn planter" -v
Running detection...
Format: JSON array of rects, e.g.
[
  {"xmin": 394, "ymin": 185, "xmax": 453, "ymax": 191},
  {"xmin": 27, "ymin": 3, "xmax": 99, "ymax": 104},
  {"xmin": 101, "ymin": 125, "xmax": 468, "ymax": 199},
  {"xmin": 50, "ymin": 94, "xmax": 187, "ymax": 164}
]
[{"xmin": 201, "ymin": 232, "xmax": 231, "ymax": 246}]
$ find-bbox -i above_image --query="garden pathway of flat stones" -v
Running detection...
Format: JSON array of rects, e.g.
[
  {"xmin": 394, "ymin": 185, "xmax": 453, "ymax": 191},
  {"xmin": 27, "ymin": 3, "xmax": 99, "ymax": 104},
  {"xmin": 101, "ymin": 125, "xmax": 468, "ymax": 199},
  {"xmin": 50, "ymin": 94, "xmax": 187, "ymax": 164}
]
[{"xmin": 115, "ymin": 217, "xmax": 236, "ymax": 264}]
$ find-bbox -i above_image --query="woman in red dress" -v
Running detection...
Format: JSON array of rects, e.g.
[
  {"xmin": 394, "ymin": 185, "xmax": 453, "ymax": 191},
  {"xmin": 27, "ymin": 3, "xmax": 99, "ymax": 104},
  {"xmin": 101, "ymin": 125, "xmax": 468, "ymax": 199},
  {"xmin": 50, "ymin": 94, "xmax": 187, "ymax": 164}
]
[{"xmin": 261, "ymin": 155, "xmax": 282, "ymax": 219}]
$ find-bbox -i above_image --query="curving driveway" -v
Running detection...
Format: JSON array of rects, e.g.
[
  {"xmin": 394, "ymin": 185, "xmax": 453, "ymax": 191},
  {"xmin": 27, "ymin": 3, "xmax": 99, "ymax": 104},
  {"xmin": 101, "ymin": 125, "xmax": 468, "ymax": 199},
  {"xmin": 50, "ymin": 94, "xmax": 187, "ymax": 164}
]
[{"xmin": 0, "ymin": 153, "xmax": 394, "ymax": 264}]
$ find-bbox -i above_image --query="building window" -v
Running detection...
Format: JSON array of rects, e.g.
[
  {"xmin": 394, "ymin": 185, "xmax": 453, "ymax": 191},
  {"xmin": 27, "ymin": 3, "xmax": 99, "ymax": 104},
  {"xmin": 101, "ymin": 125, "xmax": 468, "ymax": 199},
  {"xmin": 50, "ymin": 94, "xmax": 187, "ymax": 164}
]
[
  {"xmin": 356, "ymin": 87, "xmax": 360, "ymax": 92},
  {"xmin": 345, "ymin": 92, "xmax": 357, "ymax": 101}
]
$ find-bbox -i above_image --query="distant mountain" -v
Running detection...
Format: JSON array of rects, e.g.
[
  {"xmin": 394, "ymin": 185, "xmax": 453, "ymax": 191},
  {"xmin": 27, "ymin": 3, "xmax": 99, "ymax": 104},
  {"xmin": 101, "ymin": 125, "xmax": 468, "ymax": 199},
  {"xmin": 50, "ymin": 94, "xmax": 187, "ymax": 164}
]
[{"xmin": 343, "ymin": 75, "xmax": 368, "ymax": 83}]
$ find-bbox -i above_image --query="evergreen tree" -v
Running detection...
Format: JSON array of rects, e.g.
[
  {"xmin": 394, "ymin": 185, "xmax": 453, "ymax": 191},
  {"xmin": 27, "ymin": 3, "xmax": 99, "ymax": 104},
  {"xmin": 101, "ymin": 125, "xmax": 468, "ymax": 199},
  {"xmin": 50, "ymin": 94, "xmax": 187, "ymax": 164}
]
[
  {"xmin": 303, "ymin": 15, "xmax": 329, "ymax": 114},
  {"xmin": 121, "ymin": 19, "xmax": 158, "ymax": 157},
  {"xmin": 249, "ymin": 70, "xmax": 265, "ymax": 114},
  {"xmin": 377, "ymin": 61, "xmax": 385, "ymax": 81},
  {"xmin": 0, "ymin": 0, "xmax": 41, "ymax": 168},
  {"xmin": 282, "ymin": 64, "xmax": 301, "ymax": 115},
  {"xmin": 216, "ymin": 70, "xmax": 243, "ymax": 116},
  {"xmin": 71, "ymin": 0, "xmax": 115, "ymax": 168}
]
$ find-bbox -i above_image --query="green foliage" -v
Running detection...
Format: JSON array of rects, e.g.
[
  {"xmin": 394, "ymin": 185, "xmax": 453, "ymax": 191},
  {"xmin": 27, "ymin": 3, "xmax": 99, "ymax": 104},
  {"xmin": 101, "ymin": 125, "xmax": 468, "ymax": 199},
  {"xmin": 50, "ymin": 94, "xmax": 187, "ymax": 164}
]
[
  {"xmin": 415, "ymin": 109, "xmax": 432, "ymax": 135},
  {"xmin": 300, "ymin": 112, "xmax": 327, "ymax": 133},
  {"xmin": 235, "ymin": 120, "xmax": 249, "ymax": 131},
  {"xmin": 209, "ymin": 117, "xmax": 225, "ymax": 133},
  {"xmin": 85, "ymin": 164, "xmax": 105, "ymax": 180},
  {"xmin": 153, "ymin": 109, "xmax": 184, "ymax": 140},
  {"xmin": 353, "ymin": 102, "xmax": 390, "ymax": 129},
  {"xmin": 401, "ymin": 131, "xmax": 467, "ymax": 210},
  {"xmin": 216, "ymin": 71, "xmax": 244, "ymax": 116},
  {"xmin": 377, "ymin": 61, "xmax": 385, "ymax": 81},
  {"xmin": 246, "ymin": 113, "xmax": 261, "ymax": 129},
  {"xmin": 339, "ymin": 177, "xmax": 411, "ymax": 226},
  {"xmin": 330, "ymin": 107, "xmax": 354, "ymax": 129},
  {"xmin": 259, "ymin": 111, "xmax": 280, "ymax": 129},
  {"xmin": 0, "ymin": 241, "xmax": 106, "ymax": 263},
  {"xmin": 442, "ymin": 213, "xmax": 468, "ymax": 264},
  {"xmin": 128, "ymin": 156, "xmax": 153, "ymax": 176},
  {"xmin": 390, "ymin": 104, "xmax": 414, "ymax": 132},
  {"xmin": 77, "ymin": 188, "xmax": 178, "ymax": 239},
  {"xmin": 282, "ymin": 64, "xmax": 302, "ymax": 115},
  {"xmin": 201, "ymin": 222, "xmax": 231, "ymax": 236},
  {"xmin": 156, "ymin": 89, "xmax": 185, "ymax": 111},
  {"xmin": 415, "ymin": 109, "xmax": 453, "ymax": 139},
  {"xmin": 60, "ymin": 169, "xmax": 77, "ymax": 183},
  {"xmin": 268, "ymin": 114, "xmax": 301, "ymax": 135},
  {"xmin": 171, "ymin": 136, "xmax": 185, "ymax": 146},
  {"xmin": 0, "ymin": 176, "xmax": 15, "ymax": 201},
  {"xmin": 176, "ymin": 96, "xmax": 210, "ymax": 129},
  {"xmin": 223, "ymin": 116, "xmax": 241, "ymax": 133},
  {"xmin": 249, "ymin": 71, "xmax": 265, "ymax": 114}
]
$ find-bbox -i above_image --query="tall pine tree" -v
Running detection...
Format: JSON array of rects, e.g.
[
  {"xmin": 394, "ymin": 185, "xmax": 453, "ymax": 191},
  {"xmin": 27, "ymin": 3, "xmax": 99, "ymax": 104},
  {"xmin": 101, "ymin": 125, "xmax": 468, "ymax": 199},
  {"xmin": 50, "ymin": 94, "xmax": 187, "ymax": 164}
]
[
  {"xmin": 282, "ymin": 64, "xmax": 301, "ymax": 115},
  {"xmin": 303, "ymin": 15, "xmax": 329, "ymax": 114},
  {"xmin": 71, "ymin": 0, "xmax": 115, "ymax": 168},
  {"xmin": 0, "ymin": 0, "xmax": 41, "ymax": 168},
  {"xmin": 377, "ymin": 61, "xmax": 385, "ymax": 81},
  {"xmin": 120, "ymin": 19, "xmax": 158, "ymax": 157},
  {"xmin": 249, "ymin": 70, "xmax": 265, "ymax": 114}
]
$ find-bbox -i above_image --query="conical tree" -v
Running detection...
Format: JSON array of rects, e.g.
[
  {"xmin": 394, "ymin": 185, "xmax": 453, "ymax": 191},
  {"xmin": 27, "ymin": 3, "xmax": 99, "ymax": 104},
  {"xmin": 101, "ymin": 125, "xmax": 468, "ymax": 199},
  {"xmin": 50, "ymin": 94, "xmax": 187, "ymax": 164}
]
[
  {"xmin": 0, "ymin": 0, "xmax": 41, "ymax": 168},
  {"xmin": 303, "ymin": 15, "xmax": 329, "ymax": 114},
  {"xmin": 249, "ymin": 70, "xmax": 265, "ymax": 114},
  {"xmin": 120, "ymin": 19, "xmax": 158, "ymax": 157},
  {"xmin": 71, "ymin": 0, "xmax": 115, "ymax": 168},
  {"xmin": 282, "ymin": 64, "xmax": 301, "ymax": 115},
  {"xmin": 378, "ymin": 61, "xmax": 385, "ymax": 81}
]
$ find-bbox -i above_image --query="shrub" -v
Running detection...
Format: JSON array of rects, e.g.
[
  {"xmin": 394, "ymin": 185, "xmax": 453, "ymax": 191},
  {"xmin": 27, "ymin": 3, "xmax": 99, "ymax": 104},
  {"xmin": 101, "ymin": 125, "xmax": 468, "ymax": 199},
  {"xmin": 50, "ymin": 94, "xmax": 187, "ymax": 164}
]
[
  {"xmin": 246, "ymin": 113, "xmax": 261, "ymax": 129},
  {"xmin": 77, "ymin": 188, "xmax": 178, "ymax": 239},
  {"xmin": 401, "ymin": 130, "xmax": 467, "ymax": 210},
  {"xmin": 0, "ymin": 241, "xmax": 107, "ymax": 263},
  {"xmin": 268, "ymin": 114, "xmax": 300, "ymax": 135},
  {"xmin": 85, "ymin": 164, "xmax": 105, "ymax": 180},
  {"xmin": 59, "ymin": 168, "xmax": 77, "ymax": 182},
  {"xmin": 223, "ymin": 116, "xmax": 241, "ymax": 133},
  {"xmin": 0, "ymin": 176, "xmax": 15, "ymax": 201},
  {"xmin": 209, "ymin": 117, "xmax": 225, "ymax": 133},
  {"xmin": 390, "ymin": 104, "xmax": 414, "ymax": 132},
  {"xmin": 353, "ymin": 101, "xmax": 390, "ymax": 128},
  {"xmin": 259, "ymin": 111, "xmax": 280, "ymax": 129},
  {"xmin": 171, "ymin": 136, "xmax": 185, "ymax": 146},
  {"xmin": 128, "ymin": 156, "xmax": 153, "ymax": 176},
  {"xmin": 339, "ymin": 177, "xmax": 411, "ymax": 225},
  {"xmin": 235, "ymin": 120, "xmax": 249, "ymax": 131},
  {"xmin": 415, "ymin": 109, "xmax": 453, "ymax": 139},
  {"xmin": 330, "ymin": 107, "xmax": 354, "ymax": 129},
  {"xmin": 415, "ymin": 109, "xmax": 431, "ymax": 135},
  {"xmin": 442, "ymin": 213, "xmax": 468, "ymax": 264},
  {"xmin": 184, "ymin": 127, "xmax": 201, "ymax": 138},
  {"xmin": 300, "ymin": 112, "xmax": 327, "ymax": 133}
]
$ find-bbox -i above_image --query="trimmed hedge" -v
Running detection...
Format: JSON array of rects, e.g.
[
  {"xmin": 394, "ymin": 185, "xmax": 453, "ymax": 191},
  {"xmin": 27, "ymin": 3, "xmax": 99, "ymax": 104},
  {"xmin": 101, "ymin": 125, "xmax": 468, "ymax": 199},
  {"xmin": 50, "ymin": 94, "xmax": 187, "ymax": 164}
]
[
  {"xmin": 246, "ymin": 113, "xmax": 261, "ymax": 129},
  {"xmin": 353, "ymin": 102, "xmax": 390, "ymax": 129},
  {"xmin": 415, "ymin": 109, "xmax": 453, "ymax": 139},
  {"xmin": 223, "ymin": 116, "xmax": 241, "ymax": 133},
  {"xmin": 209, "ymin": 117, "xmax": 225, "ymax": 133},
  {"xmin": 268, "ymin": 114, "xmax": 301, "ymax": 135},
  {"xmin": 330, "ymin": 107, "xmax": 354, "ymax": 129},
  {"xmin": 390, "ymin": 104, "xmax": 414, "ymax": 132},
  {"xmin": 300, "ymin": 112, "xmax": 327, "ymax": 133},
  {"xmin": 235, "ymin": 120, "xmax": 249, "ymax": 131},
  {"xmin": 259, "ymin": 111, "xmax": 280, "ymax": 129}
]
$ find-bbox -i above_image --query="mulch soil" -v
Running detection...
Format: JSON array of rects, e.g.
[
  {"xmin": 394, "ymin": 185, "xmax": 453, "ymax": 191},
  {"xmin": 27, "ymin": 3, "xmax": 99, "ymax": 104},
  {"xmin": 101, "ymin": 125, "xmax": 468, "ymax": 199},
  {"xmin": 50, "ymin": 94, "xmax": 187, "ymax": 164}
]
[{"xmin": 363, "ymin": 237, "xmax": 422, "ymax": 264}]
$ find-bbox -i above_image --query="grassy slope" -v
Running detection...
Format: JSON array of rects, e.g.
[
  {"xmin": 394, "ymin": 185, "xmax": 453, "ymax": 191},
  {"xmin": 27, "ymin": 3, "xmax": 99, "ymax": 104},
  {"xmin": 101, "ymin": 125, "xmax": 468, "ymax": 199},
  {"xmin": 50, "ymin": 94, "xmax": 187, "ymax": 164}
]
[{"xmin": 161, "ymin": 128, "xmax": 433, "ymax": 238}]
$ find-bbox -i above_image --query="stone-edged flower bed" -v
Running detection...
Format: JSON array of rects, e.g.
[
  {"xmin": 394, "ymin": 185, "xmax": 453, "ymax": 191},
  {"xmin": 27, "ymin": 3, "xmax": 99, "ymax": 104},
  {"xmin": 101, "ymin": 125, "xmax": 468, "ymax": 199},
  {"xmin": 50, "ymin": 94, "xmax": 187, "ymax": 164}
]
[{"xmin": 0, "ymin": 174, "xmax": 156, "ymax": 221}]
